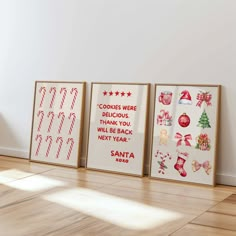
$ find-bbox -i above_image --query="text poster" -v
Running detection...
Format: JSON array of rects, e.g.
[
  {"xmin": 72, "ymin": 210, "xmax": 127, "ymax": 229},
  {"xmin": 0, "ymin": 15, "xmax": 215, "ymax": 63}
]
[
  {"xmin": 29, "ymin": 81, "xmax": 86, "ymax": 167},
  {"xmin": 86, "ymin": 83, "xmax": 150, "ymax": 176},
  {"xmin": 150, "ymin": 84, "xmax": 221, "ymax": 186}
]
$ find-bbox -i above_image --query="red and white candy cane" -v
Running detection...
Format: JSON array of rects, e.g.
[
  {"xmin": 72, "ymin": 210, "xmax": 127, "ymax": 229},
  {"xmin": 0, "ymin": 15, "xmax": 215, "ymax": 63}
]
[
  {"xmin": 157, "ymin": 109, "xmax": 165, "ymax": 125},
  {"xmin": 37, "ymin": 110, "xmax": 44, "ymax": 132},
  {"xmin": 47, "ymin": 111, "xmax": 55, "ymax": 132},
  {"xmin": 70, "ymin": 88, "xmax": 78, "ymax": 110},
  {"xmin": 56, "ymin": 137, "xmax": 63, "ymax": 158},
  {"xmin": 60, "ymin": 88, "xmax": 67, "ymax": 109},
  {"xmin": 45, "ymin": 135, "xmax": 53, "ymax": 157},
  {"xmin": 39, "ymin": 87, "xmax": 46, "ymax": 108},
  {"xmin": 49, "ymin": 87, "xmax": 56, "ymax": 108},
  {"xmin": 155, "ymin": 150, "xmax": 172, "ymax": 174},
  {"xmin": 68, "ymin": 112, "xmax": 76, "ymax": 135},
  {"xmin": 58, "ymin": 112, "xmax": 65, "ymax": 134},
  {"xmin": 35, "ymin": 134, "xmax": 42, "ymax": 156},
  {"xmin": 66, "ymin": 138, "xmax": 74, "ymax": 160}
]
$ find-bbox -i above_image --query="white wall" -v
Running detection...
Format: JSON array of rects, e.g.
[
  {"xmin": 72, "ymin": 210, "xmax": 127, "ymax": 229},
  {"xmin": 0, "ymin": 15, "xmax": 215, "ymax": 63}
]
[{"xmin": 0, "ymin": 0, "xmax": 235, "ymax": 185}]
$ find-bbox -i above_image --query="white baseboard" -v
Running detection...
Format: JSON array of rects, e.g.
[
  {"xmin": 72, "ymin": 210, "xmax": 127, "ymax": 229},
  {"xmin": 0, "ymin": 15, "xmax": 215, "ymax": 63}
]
[
  {"xmin": 0, "ymin": 147, "xmax": 28, "ymax": 159},
  {"xmin": 1, "ymin": 148, "xmax": 235, "ymax": 186},
  {"xmin": 216, "ymin": 174, "xmax": 236, "ymax": 186}
]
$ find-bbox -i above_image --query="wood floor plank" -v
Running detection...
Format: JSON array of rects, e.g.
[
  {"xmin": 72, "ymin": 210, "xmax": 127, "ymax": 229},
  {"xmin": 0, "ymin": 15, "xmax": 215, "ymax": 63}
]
[
  {"xmin": 0, "ymin": 156, "xmax": 235, "ymax": 236},
  {"xmin": 224, "ymin": 194, "xmax": 236, "ymax": 203},
  {"xmin": 0, "ymin": 167, "xmax": 35, "ymax": 183},
  {"xmin": 40, "ymin": 172, "xmax": 106, "ymax": 188},
  {"xmin": 0, "ymin": 184, "xmax": 193, "ymax": 236},
  {"xmin": 208, "ymin": 202, "xmax": 236, "ymax": 216},
  {"xmin": 0, "ymin": 196, "xmax": 88, "ymax": 236},
  {"xmin": 97, "ymin": 185, "xmax": 217, "ymax": 215},
  {"xmin": 215, "ymin": 185, "xmax": 236, "ymax": 193},
  {"xmin": 208, "ymin": 194, "xmax": 236, "ymax": 216},
  {"xmin": 0, "ymin": 174, "xmax": 102, "ymax": 209},
  {"xmin": 46, "ymin": 211, "xmax": 193, "ymax": 236},
  {"xmin": 113, "ymin": 179, "xmax": 232, "ymax": 201},
  {"xmin": 0, "ymin": 184, "xmax": 39, "ymax": 208},
  {"xmin": 0, "ymin": 158, "xmax": 54, "ymax": 174},
  {"xmin": 191, "ymin": 211, "xmax": 236, "ymax": 231},
  {"xmin": 43, "ymin": 168, "xmax": 126, "ymax": 185},
  {"xmin": 0, "ymin": 156, "xmax": 29, "ymax": 163},
  {"xmin": 171, "ymin": 224, "xmax": 236, "ymax": 236}
]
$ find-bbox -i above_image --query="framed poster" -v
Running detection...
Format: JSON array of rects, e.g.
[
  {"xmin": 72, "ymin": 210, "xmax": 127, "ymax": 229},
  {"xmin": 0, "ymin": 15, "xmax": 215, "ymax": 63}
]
[
  {"xmin": 29, "ymin": 81, "xmax": 86, "ymax": 167},
  {"xmin": 86, "ymin": 82, "xmax": 150, "ymax": 176},
  {"xmin": 150, "ymin": 84, "xmax": 221, "ymax": 186}
]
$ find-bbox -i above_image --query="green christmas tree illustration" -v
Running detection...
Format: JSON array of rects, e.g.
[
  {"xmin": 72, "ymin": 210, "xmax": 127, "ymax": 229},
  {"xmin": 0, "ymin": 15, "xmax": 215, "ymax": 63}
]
[{"xmin": 197, "ymin": 110, "xmax": 211, "ymax": 128}]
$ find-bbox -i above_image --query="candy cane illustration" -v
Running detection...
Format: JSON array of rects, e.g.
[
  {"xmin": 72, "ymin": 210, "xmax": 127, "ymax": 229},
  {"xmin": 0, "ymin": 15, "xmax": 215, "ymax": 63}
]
[
  {"xmin": 68, "ymin": 112, "xmax": 76, "ymax": 135},
  {"xmin": 66, "ymin": 138, "xmax": 74, "ymax": 160},
  {"xmin": 58, "ymin": 112, "xmax": 65, "ymax": 133},
  {"xmin": 37, "ymin": 110, "xmax": 44, "ymax": 132},
  {"xmin": 45, "ymin": 136, "xmax": 53, "ymax": 157},
  {"xmin": 56, "ymin": 137, "xmax": 63, "ymax": 158},
  {"xmin": 49, "ymin": 87, "xmax": 56, "ymax": 108},
  {"xmin": 35, "ymin": 134, "xmax": 42, "ymax": 156},
  {"xmin": 60, "ymin": 88, "xmax": 67, "ymax": 109},
  {"xmin": 47, "ymin": 111, "xmax": 55, "ymax": 132},
  {"xmin": 70, "ymin": 88, "xmax": 78, "ymax": 110},
  {"xmin": 39, "ymin": 87, "xmax": 46, "ymax": 108}
]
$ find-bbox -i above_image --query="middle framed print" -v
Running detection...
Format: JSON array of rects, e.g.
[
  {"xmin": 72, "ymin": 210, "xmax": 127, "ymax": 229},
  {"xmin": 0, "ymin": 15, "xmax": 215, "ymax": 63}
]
[{"xmin": 86, "ymin": 82, "xmax": 150, "ymax": 176}]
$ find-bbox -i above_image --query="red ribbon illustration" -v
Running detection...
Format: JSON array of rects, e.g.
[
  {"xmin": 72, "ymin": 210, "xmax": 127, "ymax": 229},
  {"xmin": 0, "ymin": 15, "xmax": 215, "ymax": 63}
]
[
  {"xmin": 192, "ymin": 160, "xmax": 211, "ymax": 175},
  {"xmin": 196, "ymin": 92, "xmax": 212, "ymax": 107},
  {"xmin": 175, "ymin": 133, "xmax": 192, "ymax": 146}
]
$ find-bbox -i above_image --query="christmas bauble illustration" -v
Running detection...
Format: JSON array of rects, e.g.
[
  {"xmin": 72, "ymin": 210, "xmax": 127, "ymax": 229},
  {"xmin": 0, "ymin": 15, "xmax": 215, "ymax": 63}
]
[{"xmin": 178, "ymin": 113, "xmax": 190, "ymax": 127}]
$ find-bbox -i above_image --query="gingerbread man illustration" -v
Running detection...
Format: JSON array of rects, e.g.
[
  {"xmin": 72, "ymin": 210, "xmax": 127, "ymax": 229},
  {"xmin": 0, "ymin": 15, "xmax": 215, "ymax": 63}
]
[{"xmin": 159, "ymin": 129, "xmax": 168, "ymax": 145}]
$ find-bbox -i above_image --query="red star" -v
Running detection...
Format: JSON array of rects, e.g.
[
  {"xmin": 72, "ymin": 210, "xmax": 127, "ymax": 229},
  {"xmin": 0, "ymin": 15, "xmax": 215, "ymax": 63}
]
[
  {"xmin": 109, "ymin": 91, "xmax": 113, "ymax": 96},
  {"xmin": 115, "ymin": 91, "xmax": 119, "ymax": 96},
  {"xmin": 121, "ymin": 91, "xmax": 125, "ymax": 97},
  {"xmin": 103, "ymin": 91, "xmax": 107, "ymax": 96},
  {"xmin": 127, "ymin": 91, "xmax": 132, "ymax": 97}
]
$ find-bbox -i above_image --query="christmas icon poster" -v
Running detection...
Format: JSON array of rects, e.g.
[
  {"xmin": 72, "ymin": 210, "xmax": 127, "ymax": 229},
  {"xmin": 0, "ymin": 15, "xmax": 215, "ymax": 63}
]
[{"xmin": 150, "ymin": 84, "xmax": 221, "ymax": 186}]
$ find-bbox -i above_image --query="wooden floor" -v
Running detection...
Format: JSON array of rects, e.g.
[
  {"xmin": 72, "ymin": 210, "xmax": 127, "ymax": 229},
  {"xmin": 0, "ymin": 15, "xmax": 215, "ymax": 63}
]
[{"xmin": 0, "ymin": 156, "xmax": 235, "ymax": 236}]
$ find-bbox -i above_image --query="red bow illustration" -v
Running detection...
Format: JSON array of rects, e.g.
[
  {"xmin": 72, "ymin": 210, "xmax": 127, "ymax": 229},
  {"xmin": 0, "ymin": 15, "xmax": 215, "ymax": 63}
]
[
  {"xmin": 196, "ymin": 92, "xmax": 212, "ymax": 107},
  {"xmin": 192, "ymin": 160, "xmax": 211, "ymax": 175},
  {"xmin": 175, "ymin": 133, "xmax": 192, "ymax": 146}
]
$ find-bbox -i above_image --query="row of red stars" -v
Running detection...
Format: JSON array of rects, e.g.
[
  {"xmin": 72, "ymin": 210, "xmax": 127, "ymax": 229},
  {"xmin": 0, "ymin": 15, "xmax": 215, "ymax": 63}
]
[{"xmin": 103, "ymin": 91, "xmax": 132, "ymax": 97}]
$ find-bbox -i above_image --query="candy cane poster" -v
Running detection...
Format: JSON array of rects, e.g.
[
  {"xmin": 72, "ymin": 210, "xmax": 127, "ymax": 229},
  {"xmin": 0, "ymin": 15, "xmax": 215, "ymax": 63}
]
[
  {"xmin": 150, "ymin": 84, "xmax": 221, "ymax": 186},
  {"xmin": 86, "ymin": 83, "xmax": 150, "ymax": 176},
  {"xmin": 29, "ymin": 81, "xmax": 86, "ymax": 167}
]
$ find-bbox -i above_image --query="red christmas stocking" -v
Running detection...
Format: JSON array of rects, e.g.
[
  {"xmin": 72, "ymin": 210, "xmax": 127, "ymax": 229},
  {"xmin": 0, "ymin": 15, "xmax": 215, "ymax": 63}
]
[{"xmin": 174, "ymin": 152, "xmax": 188, "ymax": 177}]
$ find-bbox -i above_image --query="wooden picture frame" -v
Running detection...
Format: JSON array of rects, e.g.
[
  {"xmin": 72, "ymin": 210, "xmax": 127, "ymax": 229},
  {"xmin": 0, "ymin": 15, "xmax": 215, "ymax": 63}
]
[
  {"xmin": 150, "ymin": 84, "xmax": 221, "ymax": 186},
  {"xmin": 86, "ymin": 82, "xmax": 150, "ymax": 176},
  {"xmin": 29, "ymin": 81, "xmax": 86, "ymax": 168}
]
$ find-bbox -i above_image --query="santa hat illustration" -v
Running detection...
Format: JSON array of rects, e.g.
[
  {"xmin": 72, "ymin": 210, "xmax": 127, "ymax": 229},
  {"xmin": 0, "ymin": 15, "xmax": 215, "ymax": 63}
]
[{"xmin": 179, "ymin": 90, "xmax": 192, "ymax": 105}]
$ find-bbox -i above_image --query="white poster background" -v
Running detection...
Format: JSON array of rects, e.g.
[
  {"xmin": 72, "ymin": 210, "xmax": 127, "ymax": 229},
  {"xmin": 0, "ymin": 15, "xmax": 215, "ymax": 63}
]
[
  {"xmin": 150, "ymin": 85, "xmax": 220, "ymax": 185},
  {"xmin": 87, "ymin": 83, "xmax": 149, "ymax": 176},
  {"xmin": 30, "ymin": 82, "xmax": 85, "ymax": 167}
]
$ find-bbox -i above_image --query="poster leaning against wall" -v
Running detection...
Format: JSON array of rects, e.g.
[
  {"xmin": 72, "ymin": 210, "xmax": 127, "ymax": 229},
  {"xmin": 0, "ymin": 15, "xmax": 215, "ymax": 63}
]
[
  {"xmin": 150, "ymin": 84, "xmax": 221, "ymax": 186},
  {"xmin": 29, "ymin": 81, "xmax": 86, "ymax": 168},
  {"xmin": 86, "ymin": 82, "xmax": 150, "ymax": 176}
]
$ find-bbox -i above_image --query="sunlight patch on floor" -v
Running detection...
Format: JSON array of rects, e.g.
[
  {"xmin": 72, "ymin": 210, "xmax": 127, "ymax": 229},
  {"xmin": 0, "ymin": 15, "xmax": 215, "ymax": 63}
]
[
  {"xmin": 0, "ymin": 169, "xmax": 33, "ymax": 183},
  {"xmin": 5, "ymin": 174, "xmax": 66, "ymax": 191},
  {"xmin": 43, "ymin": 188, "xmax": 182, "ymax": 230}
]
